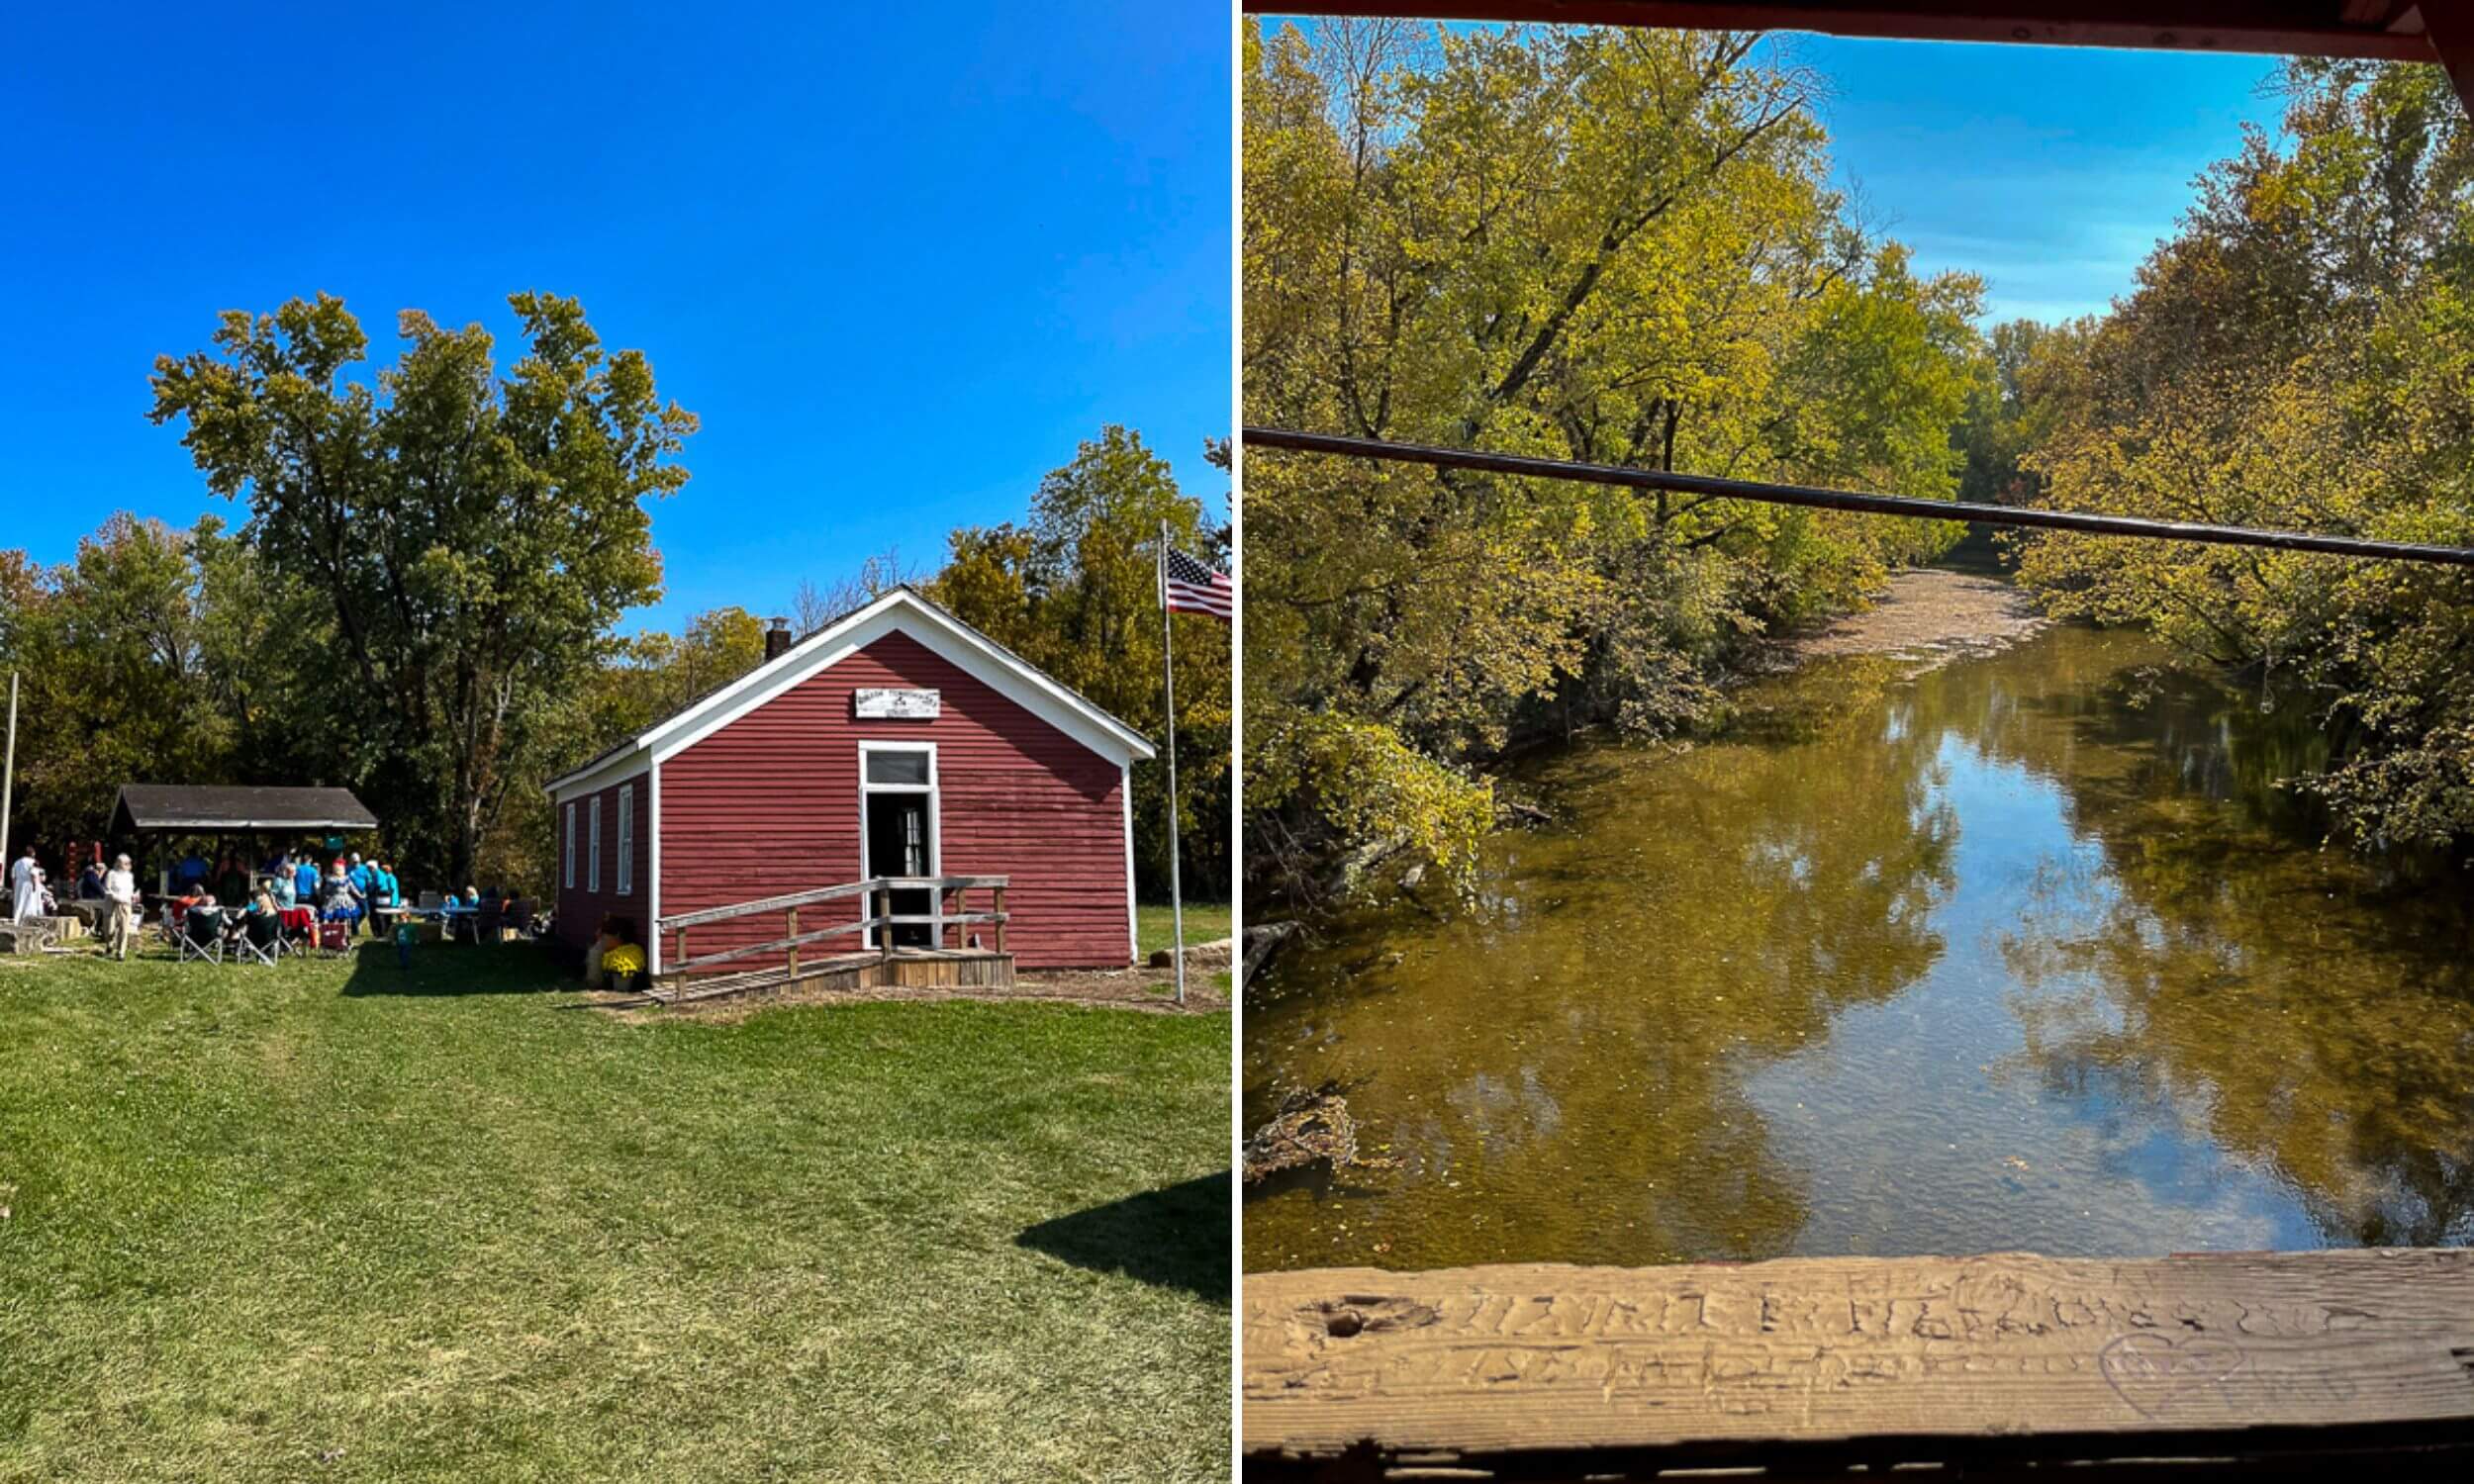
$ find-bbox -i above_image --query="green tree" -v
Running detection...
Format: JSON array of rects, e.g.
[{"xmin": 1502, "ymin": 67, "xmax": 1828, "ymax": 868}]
[
  {"xmin": 2012, "ymin": 57, "xmax": 2474, "ymax": 854},
  {"xmin": 0, "ymin": 515, "xmax": 297, "ymax": 856},
  {"xmin": 931, "ymin": 426, "xmax": 1232, "ymax": 898},
  {"xmin": 148, "ymin": 292, "xmax": 696, "ymax": 884},
  {"xmin": 1242, "ymin": 19, "xmax": 1982, "ymax": 901}
]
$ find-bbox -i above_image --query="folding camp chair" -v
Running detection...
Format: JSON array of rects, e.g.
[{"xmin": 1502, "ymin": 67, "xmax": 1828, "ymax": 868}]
[
  {"xmin": 313, "ymin": 915, "xmax": 355, "ymax": 958},
  {"xmin": 177, "ymin": 905, "xmax": 226, "ymax": 965},
  {"xmin": 233, "ymin": 910, "xmax": 284, "ymax": 967}
]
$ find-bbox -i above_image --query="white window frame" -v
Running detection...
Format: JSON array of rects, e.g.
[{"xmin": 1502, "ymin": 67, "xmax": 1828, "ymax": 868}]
[
  {"xmin": 617, "ymin": 784, "xmax": 634, "ymax": 896},
  {"xmin": 564, "ymin": 802, "xmax": 576, "ymax": 889},
  {"xmin": 588, "ymin": 795, "xmax": 602, "ymax": 894},
  {"xmin": 857, "ymin": 741, "xmax": 940, "ymax": 948}
]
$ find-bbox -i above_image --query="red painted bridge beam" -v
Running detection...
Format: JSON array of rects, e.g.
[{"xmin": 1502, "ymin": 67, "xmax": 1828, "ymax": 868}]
[
  {"xmin": 1242, "ymin": 3, "xmax": 2474, "ymax": 118},
  {"xmin": 2426, "ymin": 2, "xmax": 2474, "ymax": 121}
]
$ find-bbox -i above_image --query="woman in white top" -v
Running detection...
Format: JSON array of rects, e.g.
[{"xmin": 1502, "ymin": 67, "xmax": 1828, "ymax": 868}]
[
  {"xmin": 9, "ymin": 846, "xmax": 42, "ymax": 923},
  {"xmin": 103, "ymin": 854, "xmax": 140, "ymax": 960}
]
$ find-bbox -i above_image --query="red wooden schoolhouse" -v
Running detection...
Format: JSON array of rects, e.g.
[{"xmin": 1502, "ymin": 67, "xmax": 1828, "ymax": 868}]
[{"xmin": 546, "ymin": 587, "xmax": 1155, "ymax": 975}]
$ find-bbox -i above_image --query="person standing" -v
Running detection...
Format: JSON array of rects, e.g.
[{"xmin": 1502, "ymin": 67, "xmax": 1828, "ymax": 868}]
[
  {"xmin": 215, "ymin": 853, "xmax": 248, "ymax": 909},
  {"xmin": 293, "ymin": 852, "xmax": 321, "ymax": 907},
  {"xmin": 319, "ymin": 859, "xmax": 364, "ymax": 932},
  {"xmin": 347, "ymin": 855, "xmax": 373, "ymax": 934},
  {"xmin": 103, "ymin": 853, "xmax": 140, "ymax": 960},
  {"xmin": 9, "ymin": 845, "xmax": 41, "ymax": 923}
]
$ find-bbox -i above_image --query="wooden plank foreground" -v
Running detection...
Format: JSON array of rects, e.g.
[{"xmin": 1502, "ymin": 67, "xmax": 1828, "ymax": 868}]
[{"xmin": 1245, "ymin": 1251, "xmax": 2474, "ymax": 1478}]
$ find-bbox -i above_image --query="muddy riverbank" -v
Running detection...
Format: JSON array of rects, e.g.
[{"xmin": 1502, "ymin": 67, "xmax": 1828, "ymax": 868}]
[{"xmin": 1784, "ymin": 566, "xmax": 2046, "ymax": 665}]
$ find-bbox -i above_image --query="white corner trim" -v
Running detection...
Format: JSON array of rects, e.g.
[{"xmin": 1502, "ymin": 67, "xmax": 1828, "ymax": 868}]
[
  {"xmin": 645, "ymin": 590, "xmax": 1156, "ymax": 769},
  {"xmin": 1121, "ymin": 761, "xmax": 1137, "ymax": 966},
  {"xmin": 648, "ymin": 764, "xmax": 663, "ymax": 975}
]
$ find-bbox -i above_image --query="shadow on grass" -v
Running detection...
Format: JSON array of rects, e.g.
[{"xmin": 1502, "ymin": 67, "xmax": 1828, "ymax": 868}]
[
  {"xmin": 1016, "ymin": 1171, "xmax": 1232, "ymax": 1306},
  {"xmin": 339, "ymin": 938, "xmax": 574, "ymax": 997}
]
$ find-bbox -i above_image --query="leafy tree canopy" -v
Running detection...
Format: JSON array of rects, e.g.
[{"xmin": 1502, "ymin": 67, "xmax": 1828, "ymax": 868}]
[
  {"xmin": 144, "ymin": 292, "xmax": 697, "ymax": 884},
  {"xmin": 1243, "ymin": 19, "xmax": 1984, "ymax": 900},
  {"xmin": 2007, "ymin": 58, "xmax": 2474, "ymax": 855}
]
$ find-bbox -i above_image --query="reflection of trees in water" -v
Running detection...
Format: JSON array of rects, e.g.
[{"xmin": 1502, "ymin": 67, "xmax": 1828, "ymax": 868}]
[
  {"xmin": 1248, "ymin": 623, "xmax": 2474, "ymax": 1268},
  {"xmin": 1245, "ymin": 654, "xmax": 1961, "ymax": 1268},
  {"xmin": 1969, "ymin": 630, "xmax": 2474, "ymax": 1247}
]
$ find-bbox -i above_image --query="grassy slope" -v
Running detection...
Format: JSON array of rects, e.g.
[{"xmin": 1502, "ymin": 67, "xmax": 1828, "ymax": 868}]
[
  {"xmin": 0, "ymin": 947, "xmax": 1229, "ymax": 1483},
  {"xmin": 1135, "ymin": 903, "xmax": 1232, "ymax": 959}
]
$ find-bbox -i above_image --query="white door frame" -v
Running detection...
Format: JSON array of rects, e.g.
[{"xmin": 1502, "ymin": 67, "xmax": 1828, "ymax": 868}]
[{"xmin": 857, "ymin": 741, "xmax": 940, "ymax": 948}]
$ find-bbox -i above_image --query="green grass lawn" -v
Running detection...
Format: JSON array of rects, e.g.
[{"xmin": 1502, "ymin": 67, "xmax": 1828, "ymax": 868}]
[
  {"xmin": 0, "ymin": 944, "xmax": 1230, "ymax": 1482},
  {"xmin": 1135, "ymin": 902, "xmax": 1231, "ymax": 959}
]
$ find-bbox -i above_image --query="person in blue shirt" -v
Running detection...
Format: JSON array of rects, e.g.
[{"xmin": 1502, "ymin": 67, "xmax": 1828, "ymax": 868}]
[
  {"xmin": 346, "ymin": 856, "xmax": 375, "ymax": 935},
  {"xmin": 269, "ymin": 853, "xmax": 298, "ymax": 908},
  {"xmin": 175, "ymin": 849, "xmax": 209, "ymax": 891},
  {"xmin": 364, "ymin": 858, "xmax": 400, "ymax": 921},
  {"xmin": 294, "ymin": 853, "xmax": 321, "ymax": 905}
]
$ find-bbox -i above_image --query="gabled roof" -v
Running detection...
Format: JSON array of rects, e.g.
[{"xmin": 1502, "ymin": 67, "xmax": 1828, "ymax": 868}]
[
  {"xmin": 545, "ymin": 587, "xmax": 1157, "ymax": 800},
  {"xmin": 113, "ymin": 785, "xmax": 378, "ymax": 834}
]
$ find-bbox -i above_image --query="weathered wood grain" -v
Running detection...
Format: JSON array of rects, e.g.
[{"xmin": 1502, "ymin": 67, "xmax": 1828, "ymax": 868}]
[{"xmin": 1245, "ymin": 1252, "xmax": 2474, "ymax": 1471}]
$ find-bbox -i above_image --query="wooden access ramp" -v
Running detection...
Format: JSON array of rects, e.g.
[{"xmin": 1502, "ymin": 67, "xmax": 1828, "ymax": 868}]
[
  {"xmin": 1244, "ymin": 1250, "xmax": 2474, "ymax": 1480},
  {"xmin": 640, "ymin": 875, "xmax": 1014, "ymax": 1007},
  {"xmin": 636, "ymin": 946, "xmax": 1014, "ymax": 1007}
]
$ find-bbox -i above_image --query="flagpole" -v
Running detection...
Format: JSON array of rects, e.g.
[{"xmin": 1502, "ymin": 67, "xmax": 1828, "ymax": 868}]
[
  {"xmin": 1, "ymin": 673, "xmax": 16, "ymax": 868},
  {"xmin": 1159, "ymin": 518, "xmax": 1186, "ymax": 1006}
]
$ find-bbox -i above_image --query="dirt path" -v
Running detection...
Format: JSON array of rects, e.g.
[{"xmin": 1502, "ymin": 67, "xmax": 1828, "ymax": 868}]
[{"xmin": 1786, "ymin": 566, "xmax": 2046, "ymax": 667}]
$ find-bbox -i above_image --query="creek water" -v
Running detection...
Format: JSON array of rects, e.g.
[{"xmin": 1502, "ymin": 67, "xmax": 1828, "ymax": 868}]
[{"xmin": 1244, "ymin": 620, "xmax": 2474, "ymax": 1272}]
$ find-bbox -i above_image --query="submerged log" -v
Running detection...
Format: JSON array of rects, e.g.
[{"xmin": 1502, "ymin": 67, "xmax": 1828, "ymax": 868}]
[
  {"xmin": 1240, "ymin": 920, "xmax": 1299, "ymax": 990},
  {"xmin": 1244, "ymin": 1082, "xmax": 1400, "ymax": 1184}
]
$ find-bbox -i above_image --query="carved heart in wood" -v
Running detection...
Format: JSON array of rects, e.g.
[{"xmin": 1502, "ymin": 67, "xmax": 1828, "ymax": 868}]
[{"xmin": 2098, "ymin": 1331, "xmax": 2245, "ymax": 1419}]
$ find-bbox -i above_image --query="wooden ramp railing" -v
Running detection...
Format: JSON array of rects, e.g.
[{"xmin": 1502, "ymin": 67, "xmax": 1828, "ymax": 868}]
[{"xmin": 655, "ymin": 875, "xmax": 1008, "ymax": 981}]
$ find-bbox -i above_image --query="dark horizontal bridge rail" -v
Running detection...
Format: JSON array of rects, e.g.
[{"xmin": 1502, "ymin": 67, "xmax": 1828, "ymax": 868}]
[{"xmin": 1243, "ymin": 425, "xmax": 2474, "ymax": 568}]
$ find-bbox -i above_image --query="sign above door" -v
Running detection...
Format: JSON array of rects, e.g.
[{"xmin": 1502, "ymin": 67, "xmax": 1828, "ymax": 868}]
[{"xmin": 854, "ymin": 688, "xmax": 941, "ymax": 720}]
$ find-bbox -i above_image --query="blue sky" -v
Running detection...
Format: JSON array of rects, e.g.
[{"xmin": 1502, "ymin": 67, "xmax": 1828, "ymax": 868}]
[
  {"xmin": 1794, "ymin": 35, "xmax": 2282, "ymax": 325},
  {"xmin": 0, "ymin": 1, "xmax": 1232, "ymax": 631},
  {"xmin": 1255, "ymin": 16, "xmax": 2286, "ymax": 326}
]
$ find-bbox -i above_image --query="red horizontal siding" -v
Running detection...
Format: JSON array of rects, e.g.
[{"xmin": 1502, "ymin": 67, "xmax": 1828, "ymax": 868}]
[
  {"xmin": 654, "ymin": 629, "xmax": 1130, "ymax": 973},
  {"xmin": 555, "ymin": 770, "xmax": 651, "ymax": 952}
]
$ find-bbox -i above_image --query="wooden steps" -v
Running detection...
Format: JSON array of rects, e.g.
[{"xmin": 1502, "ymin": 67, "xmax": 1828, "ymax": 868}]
[{"xmin": 1244, "ymin": 1250, "xmax": 2474, "ymax": 1479}]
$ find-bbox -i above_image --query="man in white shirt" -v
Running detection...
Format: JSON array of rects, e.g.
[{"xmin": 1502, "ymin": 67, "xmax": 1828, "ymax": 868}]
[{"xmin": 103, "ymin": 854, "xmax": 140, "ymax": 961}]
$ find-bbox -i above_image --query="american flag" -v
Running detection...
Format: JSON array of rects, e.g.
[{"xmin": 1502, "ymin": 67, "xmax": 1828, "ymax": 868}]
[{"xmin": 1163, "ymin": 546, "xmax": 1232, "ymax": 621}]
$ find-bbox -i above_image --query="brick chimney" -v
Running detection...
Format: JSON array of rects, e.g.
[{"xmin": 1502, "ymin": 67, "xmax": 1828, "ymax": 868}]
[{"xmin": 763, "ymin": 616, "xmax": 793, "ymax": 663}]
